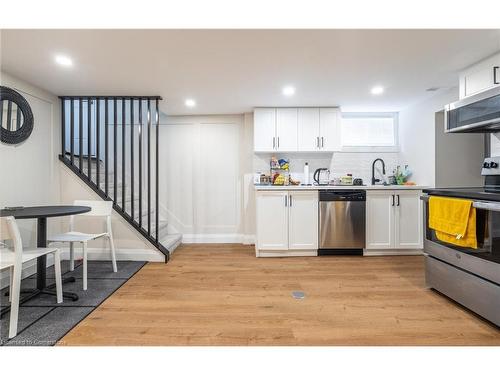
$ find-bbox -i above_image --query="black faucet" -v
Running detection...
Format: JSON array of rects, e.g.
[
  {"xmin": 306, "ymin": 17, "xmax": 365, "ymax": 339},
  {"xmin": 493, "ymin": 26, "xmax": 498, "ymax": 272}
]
[{"xmin": 371, "ymin": 158, "xmax": 386, "ymax": 185}]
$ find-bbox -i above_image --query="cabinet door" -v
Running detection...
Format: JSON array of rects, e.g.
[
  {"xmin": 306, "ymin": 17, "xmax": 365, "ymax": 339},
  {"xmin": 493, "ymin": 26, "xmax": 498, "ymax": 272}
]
[
  {"xmin": 394, "ymin": 190, "xmax": 423, "ymax": 249},
  {"xmin": 254, "ymin": 108, "xmax": 276, "ymax": 152},
  {"xmin": 256, "ymin": 191, "xmax": 288, "ymax": 251},
  {"xmin": 460, "ymin": 53, "xmax": 500, "ymax": 99},
  {"xmin": 319, "ymin": 108, "xmax": 341, "ymax": 151},
  {"xmin": 463, "ymin": 66, "xmax": 498, "ymax": 97},
  {"xmin": 298, "ymin": 108, "xmax": 320, "ymax": 151},
  {"xmin": 366, "ymin": 191, "xmax": 395, "ymax": 249},
  {"xmin": 288, "ymin": 191, "xmax": 318, "ymax": 250},
  {"xmin": 276, "ymin": 108, "xmax": 298, "ymax": 152}
]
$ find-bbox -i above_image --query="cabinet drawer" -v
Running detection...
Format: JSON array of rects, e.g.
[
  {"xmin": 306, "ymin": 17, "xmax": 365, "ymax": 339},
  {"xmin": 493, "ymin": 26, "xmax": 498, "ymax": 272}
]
[{"xmin": 425, "ymin": 256, "xmax": 500, "ymax": 326}]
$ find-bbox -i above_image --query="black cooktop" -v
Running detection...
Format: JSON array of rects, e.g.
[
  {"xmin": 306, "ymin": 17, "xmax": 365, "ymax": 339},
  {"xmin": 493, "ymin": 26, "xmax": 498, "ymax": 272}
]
[{"xmin": 423, "ymin": 187, "xmax": 500, "ymax": 201}]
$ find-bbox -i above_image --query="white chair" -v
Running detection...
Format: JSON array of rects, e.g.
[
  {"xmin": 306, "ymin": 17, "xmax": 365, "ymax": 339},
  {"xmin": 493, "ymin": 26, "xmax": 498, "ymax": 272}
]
[
  {"xmin": 48, "ymin": 200, "xmax": 117, "ymax": 291},
  {"xmin": 0, "ymin": 216, "xmax": 63, "ymax": 339}
]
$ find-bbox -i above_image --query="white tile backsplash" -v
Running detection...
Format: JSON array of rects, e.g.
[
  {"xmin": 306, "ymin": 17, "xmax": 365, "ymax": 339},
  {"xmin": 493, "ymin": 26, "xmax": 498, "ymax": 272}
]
[{"xmin": 254, "ymin": 152, "xmax": 401, "ymax": 185}]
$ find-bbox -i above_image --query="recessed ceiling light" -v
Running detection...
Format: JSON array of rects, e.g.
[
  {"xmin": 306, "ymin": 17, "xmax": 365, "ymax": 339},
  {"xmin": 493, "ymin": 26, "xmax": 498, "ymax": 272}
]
[
  {"xmin": 185, "ymin": 99, "xmax": 196, "ymax": 107},
  {"xmin": 371, "ymin": 86, "xmax": 384, "ymax": 95},
  {"xmin": 55, "ymin": 54, "xmax": 73, "ymax": 67},
  {"xmin": 282, "ymin": 85, "xmax": 296, "ymax": 97}
]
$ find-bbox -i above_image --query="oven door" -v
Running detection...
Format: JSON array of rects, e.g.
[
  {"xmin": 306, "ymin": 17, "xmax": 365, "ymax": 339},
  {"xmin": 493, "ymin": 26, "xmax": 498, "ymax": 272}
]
[{"xmin": 421, "ymin": 195, "xmax": 500, "ymax": 284}]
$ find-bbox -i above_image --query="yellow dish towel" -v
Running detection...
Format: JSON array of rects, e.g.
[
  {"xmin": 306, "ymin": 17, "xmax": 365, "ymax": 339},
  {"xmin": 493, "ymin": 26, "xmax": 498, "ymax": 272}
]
[{"xmin": 429, "ymin": 196, "xmax": 477, "ymax": 249}]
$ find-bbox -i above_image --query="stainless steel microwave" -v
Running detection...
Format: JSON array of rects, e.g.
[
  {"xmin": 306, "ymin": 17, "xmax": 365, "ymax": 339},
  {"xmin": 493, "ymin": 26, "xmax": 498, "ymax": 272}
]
[{"xmin": 445, "ymin": 86, "xmax": 500, "ymax": 133}]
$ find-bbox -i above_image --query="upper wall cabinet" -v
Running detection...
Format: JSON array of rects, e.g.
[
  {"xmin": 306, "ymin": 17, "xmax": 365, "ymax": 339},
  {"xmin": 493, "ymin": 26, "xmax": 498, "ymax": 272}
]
[
  {"xmin": 459, "ymin": 52, "xmax": 500, "ymax": 99},
  {"xmin": 319, "ymin": 108, "xmax": 342, "ymax": 152},
  {"xmin": 254, "ymin": 107, "xmax": 341, "ymax": 152},
  {"xmin": 254, "ymin": 108, "xmax": 277, "ymax": 152},
  {"xmin": 276, "ymin": 108, "xmax": 298, "ymax": 152}
]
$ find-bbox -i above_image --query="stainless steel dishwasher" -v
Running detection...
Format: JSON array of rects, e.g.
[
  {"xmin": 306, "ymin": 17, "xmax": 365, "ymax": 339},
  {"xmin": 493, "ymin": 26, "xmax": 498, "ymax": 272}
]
[{"xmin": 318, "ymin": 190, "xmax": 366, "ymax": 255}]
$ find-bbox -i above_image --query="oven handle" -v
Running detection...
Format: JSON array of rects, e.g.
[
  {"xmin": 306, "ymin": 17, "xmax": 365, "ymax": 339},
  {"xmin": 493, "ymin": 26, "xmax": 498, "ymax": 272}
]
[
  {"xmin": 472, "ymin": 201, "xmax": 500, "ymax": 212},
  {"xmin": 419, "ymin": 194, "xmax": 500, "ymax": 212}
]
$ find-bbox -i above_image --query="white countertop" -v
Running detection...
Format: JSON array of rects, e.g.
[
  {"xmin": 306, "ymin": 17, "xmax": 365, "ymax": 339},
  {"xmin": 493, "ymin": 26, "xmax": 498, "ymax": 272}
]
[{"xmin": 254, "ymin": 184, "xmax": 427, "ymax": 191}]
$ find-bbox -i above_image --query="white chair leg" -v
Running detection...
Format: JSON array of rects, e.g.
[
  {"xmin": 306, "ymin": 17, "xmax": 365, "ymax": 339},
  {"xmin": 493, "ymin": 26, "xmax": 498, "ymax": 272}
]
[
  {"xmin": 9, "ymin": 266, "xmax": 13, "ymax": 303},
  {"xmin": 109, "ymin": 235, "xmax": 117, "ymax": 273},
  {"xmin": 8, "ymin": 264, "xmax": 22, "ymax": 339},
  {"xmin": 69, "ymin": 242, "xmax": 75, "ymax": 271},
  {"xmin": 82, "ymin": 242, "xmax": 88, "ymax": 291},
  {"xmin": 53, "ymin": 250, "xmax": 63, "ymax": 303}
]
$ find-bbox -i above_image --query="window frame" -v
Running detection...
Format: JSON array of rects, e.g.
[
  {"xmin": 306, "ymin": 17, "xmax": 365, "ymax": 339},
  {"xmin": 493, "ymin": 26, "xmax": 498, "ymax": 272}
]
[{"xmin": 340, "ymin": 112, "xmax": 399, "ymax": 153}]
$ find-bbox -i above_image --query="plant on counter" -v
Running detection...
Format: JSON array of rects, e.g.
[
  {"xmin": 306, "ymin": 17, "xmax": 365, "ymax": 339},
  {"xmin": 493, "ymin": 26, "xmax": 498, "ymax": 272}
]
[{"xmin": 393, "ymin": 165, "xmax": 414, "ymax": 185}]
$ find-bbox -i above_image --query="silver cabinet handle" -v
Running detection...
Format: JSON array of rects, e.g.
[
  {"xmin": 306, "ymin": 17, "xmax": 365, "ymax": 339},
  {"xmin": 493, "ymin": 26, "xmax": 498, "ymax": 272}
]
[
  {"xmin": 285, "ymin": 195, "xmax": 288, "ymax": 206},
  {"xmin": 494, "ymin": 66, "xmax": 499, "ymax": 85},
  {"xmin": 391, "ymin": 194, "xmax": 395, "ymax": 206},
  {"xmin": 321, "ymin": 137, "xmax": 324, "ymax": 148},
  {"xmin": 397, "ymin": 194, "xmax": 400, "ymax": 206},
  {"xmin": 277, "ymin": 137, "xmax": 280, "ymax": 149},
  {"xmin": 289, "ymin": 195, "xmax": 293, "ymax": 207},
  {"xmin": 317, "ymin": 136, "xmax": 319, "ymax": 148},
  {"xmin": 273, "ymin": 137, "xmax": 275, "ymax": 149}
]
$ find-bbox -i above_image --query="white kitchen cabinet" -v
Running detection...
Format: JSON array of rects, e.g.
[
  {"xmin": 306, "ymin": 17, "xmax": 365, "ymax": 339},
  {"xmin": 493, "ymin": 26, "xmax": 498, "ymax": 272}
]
[
  {"xmin": 276, "ymin": 108, "xmax": 298, "ymax": 152},
  {"xmin": 459, "ymin": 52, "xmax": 500, "ymax": 99},
  {"xmin": 254, "ymin": 107, "xmax": 340, "ymax": 152},
  {"xmin": 256, "ymin": 191, "xmax": 288, "ymax": 251},
  {"xmin": 394, "ymin": 190, "xmax": 423, "ymax": 249},
  {"xmin": 366, "ymin": 190, "xmax": 423, "ymax": 253},
  {"xmin": 253, "ymin": 108, "xmax": 276, "ymax": 152},
  {"xmin": 288, "ymin": 191, "xmax": 318, "ymax": 250},
  {"xmin": 256, "ymin": 190, "xmax": 318, "ymax": 256},
  {"xmin": 319, "ymin": 107, "xmax": 342, "ymax": 151},
  {"xmin": 298, "ymin": 108, "xmax": 320, "ymax": 151},
  {"xmin": 366, "ymin": 191, "xmax": 395, "ymax": 249}
]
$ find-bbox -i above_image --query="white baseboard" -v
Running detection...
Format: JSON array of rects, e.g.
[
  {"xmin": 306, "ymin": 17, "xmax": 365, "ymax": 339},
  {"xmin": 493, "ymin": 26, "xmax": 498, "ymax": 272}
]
[
  {"xmin": 363, "ymin": 249, "xmax": 424, "ymax": 256},
  {"xmin": 58, "ymin": 246, "xmax": 165, "ymax": 262},
  {"xmin": 242, "ymin": 235, "xmax": 255, "ymax": 245},
  {"xmin": 180, "ymin": 233, "xmax": 255, "ymax": 244},
  {"xmin": 182, "ymin": 234, "xmax": 243, "ymax": 244}
]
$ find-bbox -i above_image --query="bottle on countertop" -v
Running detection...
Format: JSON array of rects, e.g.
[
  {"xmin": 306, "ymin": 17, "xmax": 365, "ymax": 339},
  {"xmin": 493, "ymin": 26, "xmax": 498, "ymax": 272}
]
[{"xmin": 303, "ymin": 162, "xmax": 310, "ymax": 185}]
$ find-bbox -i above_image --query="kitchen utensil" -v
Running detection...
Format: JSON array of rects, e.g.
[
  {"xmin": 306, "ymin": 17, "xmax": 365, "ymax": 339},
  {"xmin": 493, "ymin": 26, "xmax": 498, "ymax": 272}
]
[{"xmin": 313, "ymin": 168, "xmax": 330, "ymax": 185}]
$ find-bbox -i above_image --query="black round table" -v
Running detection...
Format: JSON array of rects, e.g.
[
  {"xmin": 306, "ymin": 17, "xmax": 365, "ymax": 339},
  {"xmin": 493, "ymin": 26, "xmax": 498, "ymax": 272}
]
[{"xmin": 0, "ymin": 205, "xmax": 91, "ymax": 314}]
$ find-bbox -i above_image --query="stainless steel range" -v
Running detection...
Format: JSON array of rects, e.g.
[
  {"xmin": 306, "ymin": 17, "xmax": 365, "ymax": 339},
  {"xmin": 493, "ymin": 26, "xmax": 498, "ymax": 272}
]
[{"xmin": 422, "ymin": 156, "xmax": 500, "ymax": 326}]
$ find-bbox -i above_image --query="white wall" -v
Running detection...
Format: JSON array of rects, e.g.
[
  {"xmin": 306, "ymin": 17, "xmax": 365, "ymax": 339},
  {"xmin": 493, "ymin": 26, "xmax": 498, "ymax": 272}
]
[
  {"xmin": 0, "ymin": 71, "xmax": 62, "ymax": 245},
  {"xmin": 160, "ymin": 114, "xmax": 251, "ymax": 243},
  {"xmin": 0, "ymin": 71, "xmax": 64, "ymax": 285},
  {"xmin": 399, "ymin": 88, "xmax": 460, "ymax": 187}
]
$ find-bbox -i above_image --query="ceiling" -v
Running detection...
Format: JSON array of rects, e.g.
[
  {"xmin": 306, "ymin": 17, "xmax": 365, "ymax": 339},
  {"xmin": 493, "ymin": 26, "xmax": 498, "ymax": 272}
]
[{"xmin": 2, "ymin": 29, "xmax": 500, "ymax": 115}]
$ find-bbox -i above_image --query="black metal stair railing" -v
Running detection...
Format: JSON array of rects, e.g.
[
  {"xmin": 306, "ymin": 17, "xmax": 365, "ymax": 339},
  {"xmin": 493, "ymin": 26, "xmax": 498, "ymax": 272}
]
[{"xmin": 58, "ymin": 96, "xmax": 169, "ymax": 261}]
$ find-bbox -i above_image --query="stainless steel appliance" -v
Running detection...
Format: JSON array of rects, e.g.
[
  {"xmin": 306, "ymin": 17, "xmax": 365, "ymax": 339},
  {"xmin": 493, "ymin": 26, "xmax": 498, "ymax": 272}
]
[
  {"xmin": 444, "ymin": 85, "xmax": 500, "ymax": 133},
  {"xmin": 319, "ymin": 190, "xmax": 366, "ymax": 255},
  {"xmin": 422, "ymin": 156, "xmax": 500, "ymax": 326},
  {"xmin": 313, "ymin": 168, "xmax": 330, "ymax": 185}
]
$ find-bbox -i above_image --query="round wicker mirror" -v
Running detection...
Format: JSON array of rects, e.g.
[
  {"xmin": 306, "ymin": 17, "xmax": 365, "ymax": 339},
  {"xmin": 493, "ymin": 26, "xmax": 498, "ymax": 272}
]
[{"xmin": 1, "ymin": 86, "xmax": 34, "ymax": 145}]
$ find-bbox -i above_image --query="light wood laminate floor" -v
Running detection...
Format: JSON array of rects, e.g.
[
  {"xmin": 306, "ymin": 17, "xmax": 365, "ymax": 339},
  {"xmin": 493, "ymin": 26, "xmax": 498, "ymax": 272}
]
[{"xmin": 60, "ymin": 244, "xmax": 500, "ymax": 345}]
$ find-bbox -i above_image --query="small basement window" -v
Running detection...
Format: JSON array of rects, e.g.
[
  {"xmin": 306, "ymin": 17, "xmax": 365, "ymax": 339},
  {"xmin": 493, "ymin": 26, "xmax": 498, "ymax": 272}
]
[{"xmin": 341, "ymin": 113, "xmax": 398, "ymax": 152}]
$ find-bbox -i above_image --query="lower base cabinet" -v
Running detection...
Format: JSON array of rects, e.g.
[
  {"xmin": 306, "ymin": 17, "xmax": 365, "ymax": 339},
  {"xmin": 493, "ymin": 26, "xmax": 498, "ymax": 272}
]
[
  {"xmin": 256, "ymin": 190, "xmax": 318, "ymax": 257},
  {"xmin": 365, "ymin": 190, "xmax": 423, "ymax": 254}
]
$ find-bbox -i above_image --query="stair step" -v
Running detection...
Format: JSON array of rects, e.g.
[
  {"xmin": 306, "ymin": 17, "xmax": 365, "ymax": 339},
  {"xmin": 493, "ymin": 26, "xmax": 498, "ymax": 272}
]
[{"xmin": 160, "ymin": 233, "xmax": 182, "ymax": 253}]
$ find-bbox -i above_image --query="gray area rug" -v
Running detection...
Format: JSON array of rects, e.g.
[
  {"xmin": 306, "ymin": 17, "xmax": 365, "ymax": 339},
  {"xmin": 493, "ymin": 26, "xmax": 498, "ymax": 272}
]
[{"xmin": 0, "ymin": 260, "xmax": 146, "ymax": 346}]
